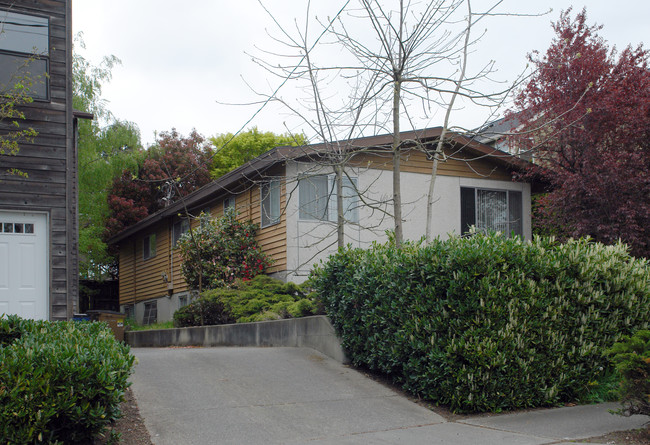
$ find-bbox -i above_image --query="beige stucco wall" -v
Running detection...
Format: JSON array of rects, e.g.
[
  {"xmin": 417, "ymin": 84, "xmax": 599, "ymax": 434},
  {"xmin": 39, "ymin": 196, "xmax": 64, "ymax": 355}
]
[{"xmin": 284, "ymin": 161, "xmax": 531, "ymax": 282}]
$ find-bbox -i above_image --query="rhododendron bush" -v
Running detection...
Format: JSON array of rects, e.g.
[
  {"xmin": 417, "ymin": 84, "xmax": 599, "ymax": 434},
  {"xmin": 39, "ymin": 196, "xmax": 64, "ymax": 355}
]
[{"xmin": 177, "ymin": 209, "xmax": 272, "ymax": 290}]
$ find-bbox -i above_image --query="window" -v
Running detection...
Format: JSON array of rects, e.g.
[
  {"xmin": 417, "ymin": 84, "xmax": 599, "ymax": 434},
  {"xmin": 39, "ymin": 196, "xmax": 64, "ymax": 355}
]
[
  {"xmin": 172, "ymin": 219, "xmax": 190, "ymax": 247},
  {"xmin": 178, "ymin": 295, "xmax": 188, "ymax": 309},
  {"xmin": 261, "ymin": 180, "xmax": 281, "ymax": 227},
  {"xmin": 143, "ymin": 233, "xmax": 156, "ymax": 260},
  {"xmin": 461, "ymin": 187, "xmax": 522, "ymax": 237},
  {"xmin": 0, "ymin": 10, "xmax": 49, "ymax": 100},
  {"xmin": 124, "ymin": 305, "xmax": 135, "ymax": 320},
  {"xmin": 142, "ymin": 301, "xmax": 157, "ymax": 325},
  {"xmin": 224, "ymin": 196, "xmax": 236, "ymax": 213},
  {"xmin": 1, "ymin": 221, "xmax": 34, "ymax": 234},
  {"xmin": 299, "ymin": 175, "xmax": 359, "ymax": 223},
  {"xmin": 199, "ymin": 209, "xmax": 211, "ymax": 228}
]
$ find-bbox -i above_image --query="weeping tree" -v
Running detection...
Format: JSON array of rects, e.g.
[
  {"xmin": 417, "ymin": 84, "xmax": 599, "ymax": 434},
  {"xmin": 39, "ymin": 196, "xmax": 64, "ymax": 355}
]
[{"xmin": 74, "ymin": 37, "xmax": 143, "ymax": 279}]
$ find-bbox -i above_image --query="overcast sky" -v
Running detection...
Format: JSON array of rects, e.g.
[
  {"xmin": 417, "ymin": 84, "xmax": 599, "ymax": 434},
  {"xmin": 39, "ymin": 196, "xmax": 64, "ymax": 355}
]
[{"xmin": 72, "ymin": 1, "xmax": 649, "ymax": 147}]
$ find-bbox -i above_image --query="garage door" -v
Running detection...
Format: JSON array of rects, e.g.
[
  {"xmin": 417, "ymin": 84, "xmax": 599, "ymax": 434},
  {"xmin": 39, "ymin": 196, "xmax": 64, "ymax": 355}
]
[{"xmin": 0, "ymin": 211, "xmax": 48, "ymax": 320}]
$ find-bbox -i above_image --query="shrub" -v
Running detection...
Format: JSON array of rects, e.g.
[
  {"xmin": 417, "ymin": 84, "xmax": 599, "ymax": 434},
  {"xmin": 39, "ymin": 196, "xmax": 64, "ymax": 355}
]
[
  {"xmin": 311, "ymin": 234, "xmax": 650, "ymax": 413},
  {"xmin": 173, "ymin": 275, "xmax": 322, "ymax": 327},
  {"xmin": 173, "ymin": 295, "xmax": 236, "ymax": 328},
  {"xmin": 0, "ymin": 316, "xmax": 135, "ymax": 443},
  {"xmin": 176, "ymin": 208, "xmax": 272, "ymax": 289},
  {"xmin": 606, "ymin": 330, "xmax": 650, "ymax": 417}
]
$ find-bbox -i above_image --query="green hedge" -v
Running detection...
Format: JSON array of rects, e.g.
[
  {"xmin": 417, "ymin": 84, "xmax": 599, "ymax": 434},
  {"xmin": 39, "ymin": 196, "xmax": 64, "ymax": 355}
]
[
  {"xmin": 174, "ymin": 275, "xmax": 322, "ymax": 327},
  {"xmin": 311, "ymin": 234, "xmax": 650, "ymax": 413},
  {"xmin": 0, "ymin": 316, "xmax": 135, "ymax": 443}
]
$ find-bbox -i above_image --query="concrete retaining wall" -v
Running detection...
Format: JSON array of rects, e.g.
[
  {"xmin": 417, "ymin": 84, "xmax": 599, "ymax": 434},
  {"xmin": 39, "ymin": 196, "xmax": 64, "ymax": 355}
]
[{"xmin": 125, "ymin": 315, "xmax": 349, "ymax": 364}]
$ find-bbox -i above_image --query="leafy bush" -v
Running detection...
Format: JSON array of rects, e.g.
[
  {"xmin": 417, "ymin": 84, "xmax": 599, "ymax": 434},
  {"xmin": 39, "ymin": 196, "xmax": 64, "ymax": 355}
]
[
  {"xmin": 311, "ymin": 234, "xmax": 650, "ymax": 413},
  {"xmin": 606, "ymin": 330, "xmax": 650, "ymax": 416},
  {"xmin": 173, "ymin": 295, "xmax": 236, "ymax": 328},
  {"xmin": 0, "ymin": 316, "xmax": 135, "ymax": 443},
  {"xmin": 176, "ymin": 208, "xmax": 272, "ymax": 289},
  {"xmin": 173, "ymin": 275, "xmax": 322, "ymax": 327}
]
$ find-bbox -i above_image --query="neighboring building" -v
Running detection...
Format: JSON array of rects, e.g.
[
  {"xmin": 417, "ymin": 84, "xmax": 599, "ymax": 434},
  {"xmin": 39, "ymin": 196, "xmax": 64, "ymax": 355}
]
[
  {"xmin": 473, "ymin": 112, "xmax": 533, "ymax": 162},
  {"xmin": 109, "ymin": 127, "xmax": 533, "ymax": 324},
  {"xmin": 0, "ymin": 1, "xmax": 83, "ymax": 320}
]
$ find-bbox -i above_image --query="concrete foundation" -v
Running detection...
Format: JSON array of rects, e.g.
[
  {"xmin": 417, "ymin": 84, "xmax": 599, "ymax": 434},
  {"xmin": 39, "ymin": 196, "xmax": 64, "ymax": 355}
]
[
  {"xmin": 125, "ymin": 315, "xmax": 349, "ymax": 364},
  {"xmin": 121, "ymin": 291, "xmax": 193, "ymax": 325}
]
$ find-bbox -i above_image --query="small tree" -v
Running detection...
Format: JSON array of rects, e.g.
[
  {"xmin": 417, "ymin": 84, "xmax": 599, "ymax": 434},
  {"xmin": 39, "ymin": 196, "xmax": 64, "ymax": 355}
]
[
  {"xmin": 606, "ymin": 330, "xmax": 650, "ymax": 417},
  {"xmin": 176, "ymin": 209, "xmax": 273, "ymax": 290}
]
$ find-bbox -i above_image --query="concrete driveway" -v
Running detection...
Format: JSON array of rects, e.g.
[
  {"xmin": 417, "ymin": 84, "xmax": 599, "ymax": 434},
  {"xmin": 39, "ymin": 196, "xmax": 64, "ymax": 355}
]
[{"xmin": 130, "ymin": 347, "xmax": 649, "ymax": 445}]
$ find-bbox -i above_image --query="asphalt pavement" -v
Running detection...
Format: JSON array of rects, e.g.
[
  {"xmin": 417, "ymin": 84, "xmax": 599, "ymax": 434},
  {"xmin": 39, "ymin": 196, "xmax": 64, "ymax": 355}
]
[{"xmin": 130, "ymin": 347, "xmax": 649, "ymax": 445}]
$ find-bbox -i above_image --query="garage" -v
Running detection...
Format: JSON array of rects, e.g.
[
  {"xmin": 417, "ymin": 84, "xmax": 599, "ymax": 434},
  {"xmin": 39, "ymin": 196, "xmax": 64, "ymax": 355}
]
[{"xmin": 0, "ymin": 211, "xmax": 48, "ymax": 320}]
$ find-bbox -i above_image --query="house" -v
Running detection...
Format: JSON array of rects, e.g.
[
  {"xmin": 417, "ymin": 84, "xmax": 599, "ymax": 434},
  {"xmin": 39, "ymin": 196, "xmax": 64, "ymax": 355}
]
[
  {"xmin": 473, "ymin": 112, "xmax": 534, "ymax": 161},
  {"xmin": 109, "ymin": 127, "xmax": 534, "ymax": 324},
  {"xmin": 110, "ymin": 128, "xmax": 534, "ymax": 323},
  {"xmin": 0, "ymin": 1, "xmax": 83, "ymax": 320}
]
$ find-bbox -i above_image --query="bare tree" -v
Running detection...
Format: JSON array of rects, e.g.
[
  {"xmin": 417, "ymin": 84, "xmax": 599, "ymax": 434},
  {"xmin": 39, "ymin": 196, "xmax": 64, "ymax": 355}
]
[
  {"xmin": 252, "ymin": 0, "xmax": 531, "ymax": 249},
  {"xmin": 249, "ymin": 0, "xmax": 393, "ymax": 254}
]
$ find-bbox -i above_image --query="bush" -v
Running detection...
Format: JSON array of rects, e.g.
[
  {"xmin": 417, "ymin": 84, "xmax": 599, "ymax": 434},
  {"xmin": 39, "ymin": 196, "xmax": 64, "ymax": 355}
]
[
  {"xmin": 176, "ymin": 208, "xmax": 272, "ymax": 289},
  {"xmin": 173, "ymin": 275, "xmax": 322, "ymax": 327},
  {"xmin": 173, "ymin": 295, "xmax": 236, "ymax": 328},
  {"xmin": 0, "ymin": 316, "xmax": 135, "ymax": 443},
  {"xmin": 311, "ymin": 234, "xmax": 650, "ymax": 413},
  {"xmin": 606, "ymin": 330, "xmax": 650, "ymax": 417}
]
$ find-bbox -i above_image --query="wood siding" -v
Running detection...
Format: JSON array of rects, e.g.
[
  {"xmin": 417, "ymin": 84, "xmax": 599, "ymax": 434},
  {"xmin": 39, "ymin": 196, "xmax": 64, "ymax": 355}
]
[
  {"xmin": 118, "ymin": 177, "xmax": 288, "ymax": 305},
  {"xmin": 0, "ymin": 0, "xmax": 76, "ymax": 320},
  {"xmin": 119, "ymin": 221, "xmax": 171, "ymax": 305},
  {"xmin": 351, "ymin": 147, "xmax": 513, "ymax": 181}
]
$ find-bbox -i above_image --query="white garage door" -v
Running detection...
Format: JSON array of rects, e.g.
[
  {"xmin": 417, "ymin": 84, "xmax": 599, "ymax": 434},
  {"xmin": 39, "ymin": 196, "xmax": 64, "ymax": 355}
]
[{"xmin": 0, "ymin": 211, "xmax": 48, "ymax": 320}]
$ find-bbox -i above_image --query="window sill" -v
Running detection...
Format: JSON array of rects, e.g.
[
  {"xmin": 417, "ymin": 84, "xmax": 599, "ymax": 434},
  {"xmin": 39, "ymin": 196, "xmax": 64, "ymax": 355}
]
[{"xmin": 261, "ymin": 220, "xmax": 281, "ymax": 229}]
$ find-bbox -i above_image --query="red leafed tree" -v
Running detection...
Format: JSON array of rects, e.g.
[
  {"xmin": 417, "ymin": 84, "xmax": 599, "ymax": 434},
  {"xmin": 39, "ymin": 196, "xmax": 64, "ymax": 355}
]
[
  {"xmin": 105, "ymin": 129, "xmax": 212, "ymax": 239},
  {"xmin": 514, "ymin": 8, "xmax": 650, "ymax": 258}
]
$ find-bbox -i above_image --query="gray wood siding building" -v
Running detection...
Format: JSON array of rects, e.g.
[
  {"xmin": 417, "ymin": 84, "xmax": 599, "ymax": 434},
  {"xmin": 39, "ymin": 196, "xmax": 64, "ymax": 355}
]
[{"xmin": 0, "ymin": 0, "xmax": 78, "ymax": 320}]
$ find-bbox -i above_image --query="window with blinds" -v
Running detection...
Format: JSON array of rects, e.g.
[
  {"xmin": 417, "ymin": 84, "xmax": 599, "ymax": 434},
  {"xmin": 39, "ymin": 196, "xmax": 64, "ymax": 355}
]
[
  {"xmin": 298, "ymin": 174, "xmax": 358, "ymax": 223},
  {"xmin": 461, "ymin": 187, "xmax": 522, "ymax": 237}
]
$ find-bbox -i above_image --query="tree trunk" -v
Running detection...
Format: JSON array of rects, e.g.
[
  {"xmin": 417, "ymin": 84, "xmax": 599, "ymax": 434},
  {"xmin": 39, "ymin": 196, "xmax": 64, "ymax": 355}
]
[
  {"xmin": 392, "ymin": 79, "xmax": 403, "ymax": 248},
  {"xmin": 335, "ymin": 164, "xmax": 344, "ymax": 249}
]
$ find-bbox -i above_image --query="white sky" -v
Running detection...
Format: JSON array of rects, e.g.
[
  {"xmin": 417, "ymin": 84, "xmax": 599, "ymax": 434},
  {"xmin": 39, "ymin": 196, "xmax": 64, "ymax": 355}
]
[{"xmin": 72, "ymin": 1, "xmax": 649, "ymax": 147}]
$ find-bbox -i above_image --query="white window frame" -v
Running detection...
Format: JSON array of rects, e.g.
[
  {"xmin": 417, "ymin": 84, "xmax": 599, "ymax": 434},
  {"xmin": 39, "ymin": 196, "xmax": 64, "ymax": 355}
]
[
  {"xmin": 199, "ymin": 208, "xmax": 211, "ymax": 228},
  {"xmin": 142, "ymin": 301, "xmax": 157, "ymax": 325},
  {"xmin": 143, "ymin": 233, "xmax": 156, "ymax": 260},
  {"xmin": 172, "ymin": 218, "xmax": 190, "ymax": 247},
  {"xmin": 298, "ymin": 174, "xmax": 359, "ymax": 223},
  {"xmin": 223, "ymin": 196, "xmax": 236, "ymax": 213},
  {"xmin": 260, "ymin": 180, "xmax": 281, "ymax": 228}
]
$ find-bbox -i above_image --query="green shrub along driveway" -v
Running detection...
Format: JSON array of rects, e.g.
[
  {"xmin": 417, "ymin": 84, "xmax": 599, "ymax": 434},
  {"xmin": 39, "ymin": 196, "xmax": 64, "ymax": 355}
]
[
  {"xmin": 312, "ymin": 234, "xmax": 650, "ymax": 413},
  {"xmin": 0, "ymin": 316, "xmax": 135, "ymax": 443}
]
